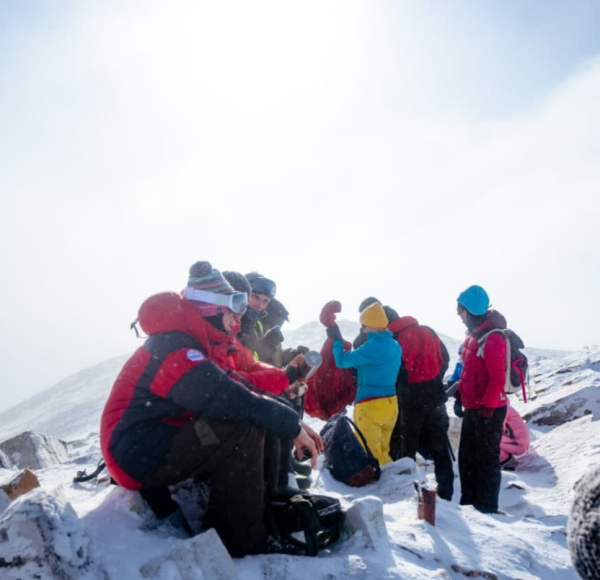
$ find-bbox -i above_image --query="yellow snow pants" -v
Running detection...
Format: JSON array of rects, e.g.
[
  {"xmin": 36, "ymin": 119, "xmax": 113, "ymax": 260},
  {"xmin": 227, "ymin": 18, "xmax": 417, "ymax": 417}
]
[{"xmin": 354, "ymin": 395, "xmax": 398, "ymax": 466}]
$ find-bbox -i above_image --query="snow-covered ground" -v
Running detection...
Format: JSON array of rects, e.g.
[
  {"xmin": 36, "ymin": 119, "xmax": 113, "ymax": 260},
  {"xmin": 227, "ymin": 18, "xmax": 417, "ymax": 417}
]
[{"xmin": 1, "ymin": 323, "xmax": 598, "ymax": 580}]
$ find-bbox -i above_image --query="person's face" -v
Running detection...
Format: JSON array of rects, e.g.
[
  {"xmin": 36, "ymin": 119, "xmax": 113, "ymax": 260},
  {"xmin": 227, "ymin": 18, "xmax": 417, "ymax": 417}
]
[
  {"xmin": 222, "ymin": 311, "xmax": 243, "ymax": 334},
  {"xmin": 248, "ymin": 292, "xmax": 270, "ymax": 312},
  {"xmin": 457, "ymin": 304, "xmax": 468, "ymax": 326}
]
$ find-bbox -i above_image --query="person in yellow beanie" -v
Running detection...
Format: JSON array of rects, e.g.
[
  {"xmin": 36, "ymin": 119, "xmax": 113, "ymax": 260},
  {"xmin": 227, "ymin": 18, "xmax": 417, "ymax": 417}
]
[{"xmin": 326, "ymin": 302, "xmax": 402, "ymax": 465}]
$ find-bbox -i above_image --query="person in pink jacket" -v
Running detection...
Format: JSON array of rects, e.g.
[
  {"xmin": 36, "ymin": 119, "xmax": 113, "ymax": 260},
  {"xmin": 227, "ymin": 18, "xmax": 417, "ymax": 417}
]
[{"xmin": 500, "ymin": 404, "xmax": 531, "ymax": 470}]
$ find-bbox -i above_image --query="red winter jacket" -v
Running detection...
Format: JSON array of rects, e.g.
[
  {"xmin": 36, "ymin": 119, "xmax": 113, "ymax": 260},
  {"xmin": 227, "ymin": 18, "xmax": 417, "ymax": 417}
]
[
  {"xmin": 100, "ymin": 292, "xmax": 295, "ymax": 489},
  {"xmin": 305, "ymin": 337, "xmax": 357, "ymax": 420},
  {"xmin": 459, "ymin": 310, "xmax": 509, "ymax": 410},
  {"xmin": 138, "ymin": 292, "xmax": 290, "ymax": 394},
  {"xmin": 388, "ymin": 317, "xmax": 446, "ymax": 384}
]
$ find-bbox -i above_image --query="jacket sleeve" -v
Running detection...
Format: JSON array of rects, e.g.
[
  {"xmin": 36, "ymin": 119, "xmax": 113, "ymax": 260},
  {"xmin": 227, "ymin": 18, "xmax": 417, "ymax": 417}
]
[
  {"xmin": 167, "ymin": 360, "xmax": 300, "ymax": 440},
  {"xmin": 235, "ymin": 345, "xmax": 290, "ymax": 394},
  {"xmin": 332, "ymin": 340, "xmax": 378, "ymax": 369},
  {"xmin": 481, "ymin": 333, "xmax": 508, "ymax": 408}
]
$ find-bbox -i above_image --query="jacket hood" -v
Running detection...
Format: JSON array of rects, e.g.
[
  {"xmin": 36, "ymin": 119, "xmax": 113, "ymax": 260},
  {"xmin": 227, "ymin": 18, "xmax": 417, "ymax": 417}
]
[
  {"xmin": 471, "ymin": 309, "xmax": 507, "ymax": 339},
  {"xmin": 388, "ymin": 316, "xmax": 419, "ymax": 334},
  {"xmin": 137, "ymin": 291, "xmax": 232, "ymax": 354}
]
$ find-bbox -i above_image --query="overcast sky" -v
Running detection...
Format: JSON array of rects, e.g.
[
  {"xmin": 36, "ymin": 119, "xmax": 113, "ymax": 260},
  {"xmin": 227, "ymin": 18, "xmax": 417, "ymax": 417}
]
[{"xmin": 1, "ymin": 0, "xmax": 599, "ymax": 413}]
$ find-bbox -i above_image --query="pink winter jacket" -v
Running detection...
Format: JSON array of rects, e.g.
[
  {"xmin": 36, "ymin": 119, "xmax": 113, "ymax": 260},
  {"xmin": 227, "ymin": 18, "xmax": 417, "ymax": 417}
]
[{"xmin": 500, "ymin": 404, "xmax": 531, "ymax": 461}]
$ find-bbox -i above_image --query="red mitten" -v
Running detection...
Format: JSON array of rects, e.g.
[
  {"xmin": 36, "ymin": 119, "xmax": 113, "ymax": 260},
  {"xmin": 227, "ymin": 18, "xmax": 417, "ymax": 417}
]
[{"xmin": 319, "ymin": 300, "xmax": 342, "ymax": 327}]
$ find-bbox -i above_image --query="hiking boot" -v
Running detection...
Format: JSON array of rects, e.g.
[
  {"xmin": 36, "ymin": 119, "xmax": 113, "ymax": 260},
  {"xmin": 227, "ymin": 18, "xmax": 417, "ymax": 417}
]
[
  {"xmin": 258, "ymin": 534, "xmax": 307, "ymax": 556},
  {"xmin": 501, "ymin": 455, "xmax": 517, "ymax": 471},
  {"xmin": 159, "ymin": 507, "xmax": 194, "ymax": 537}
]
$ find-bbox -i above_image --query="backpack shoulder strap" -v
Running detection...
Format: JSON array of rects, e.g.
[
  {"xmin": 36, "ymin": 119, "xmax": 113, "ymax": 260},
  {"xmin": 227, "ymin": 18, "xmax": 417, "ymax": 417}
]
[
  {"xmin": 476, "ymin": 329, "xmax": 512, "ymax": 393},
  {"xmin": 476, "ymin": 329, "xmax": 506, "ymax": 358}
]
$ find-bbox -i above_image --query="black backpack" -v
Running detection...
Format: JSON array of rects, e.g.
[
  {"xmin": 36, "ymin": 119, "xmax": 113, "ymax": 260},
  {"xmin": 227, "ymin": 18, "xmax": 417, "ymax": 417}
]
[
  {"xmin": 269, "ymin": 493, "xmax": 343, "ymax": 556},
  {"xmin": 320, "ymin": 413, "xmax": 381, "ymax": 487}
]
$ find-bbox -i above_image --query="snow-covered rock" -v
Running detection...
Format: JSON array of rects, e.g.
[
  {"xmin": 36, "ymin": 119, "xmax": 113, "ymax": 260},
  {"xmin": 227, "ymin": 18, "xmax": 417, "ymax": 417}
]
[
  {"xmin": 0, "ymin": 489, "xmax": 10, "ymax": 517},
  {"xmin": 344, "ymin": 496, "xmax": 388, "ymax": 549},
  {"xmin": 0, "ymin": 486, "xmax": 107, "ymax": 580},
  {"xmin": 0, "ymin": 431, "xmax": 69, "ymax": 469},
  {"xmin": 0, "ymin": 468, "xmax": 40, "ymax": 501},
  {"xmin": 0, "ymin": 449, "xmax": 11, "ymax": 469},
  {"xmin": 139, "ymin": 528, "xmax": 238, "ymax": 580}
]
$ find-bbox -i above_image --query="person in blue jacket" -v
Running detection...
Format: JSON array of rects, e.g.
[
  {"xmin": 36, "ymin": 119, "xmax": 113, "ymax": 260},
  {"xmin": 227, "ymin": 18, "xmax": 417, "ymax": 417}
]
[{"xmin": 326, "ymin": 302, "xmax": 402, "ymax": 465}]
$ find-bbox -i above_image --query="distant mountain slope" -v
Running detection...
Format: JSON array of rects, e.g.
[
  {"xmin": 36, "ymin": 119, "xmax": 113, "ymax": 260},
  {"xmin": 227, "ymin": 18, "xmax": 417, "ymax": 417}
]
[
  {"xmin": 0, "ymin": 354, "xmax": 130, "ymax": 443},
  {"xmin": 0, "ymin": 317, "xmax": 572, "ymax": 444}
]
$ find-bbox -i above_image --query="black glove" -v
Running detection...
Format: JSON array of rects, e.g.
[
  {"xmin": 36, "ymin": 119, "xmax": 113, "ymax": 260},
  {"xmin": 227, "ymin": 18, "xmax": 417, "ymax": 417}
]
[
  {"xmin": 326, "ymin": 323, "xmax": 343, "ymax": 343},
  {"xmin": 453, "ymin": 395, "xmax": 464, "ymax": 418},
  {"xmin": 263, "ymin": 326, "xmax": 284, "ymax": 346},
  {"xmin": 284, "ymin": 364, "xmax": 301, "ymax": 385}
]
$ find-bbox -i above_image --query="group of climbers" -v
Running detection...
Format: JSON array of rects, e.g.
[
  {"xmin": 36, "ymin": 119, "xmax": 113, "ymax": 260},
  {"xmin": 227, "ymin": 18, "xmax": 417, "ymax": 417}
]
[
  {"xmin": 100, "ymin": 267, "xmax": 532, "ymax": 558},
  {"xmin": 310, "ymin": 284, "xmax": 530, "ymax": 515}
]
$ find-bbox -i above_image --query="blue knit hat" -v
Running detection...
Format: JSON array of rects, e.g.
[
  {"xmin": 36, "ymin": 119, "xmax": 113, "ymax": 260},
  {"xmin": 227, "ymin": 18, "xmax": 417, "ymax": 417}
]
[{"xmin": 457, "ymin": 285, "xmax": 490, "ymax": 316}]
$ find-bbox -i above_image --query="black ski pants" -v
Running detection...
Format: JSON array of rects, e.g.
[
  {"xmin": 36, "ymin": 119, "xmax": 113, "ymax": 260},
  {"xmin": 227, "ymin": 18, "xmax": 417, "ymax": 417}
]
[
  {"xmin": 143, "ymin": 418, "xmax": 269, "ymax": 558},
  {"xmin": 391, "ymin": 390, "xmax": 454, "ymax": 501},
  {"xmin": 458, "ymin": 405, "xmax": 508, "ymax": 513}
]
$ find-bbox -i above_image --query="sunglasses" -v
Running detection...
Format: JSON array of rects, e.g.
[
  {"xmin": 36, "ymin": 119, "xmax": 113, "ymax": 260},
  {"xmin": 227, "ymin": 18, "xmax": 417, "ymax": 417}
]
[
  {"xmin": 250, "ymin": 277, "xmax": 276, "ymax": 299},
  {"xmin": 183, "ymin": 288, "xmax": 248, "ymax": 315}
]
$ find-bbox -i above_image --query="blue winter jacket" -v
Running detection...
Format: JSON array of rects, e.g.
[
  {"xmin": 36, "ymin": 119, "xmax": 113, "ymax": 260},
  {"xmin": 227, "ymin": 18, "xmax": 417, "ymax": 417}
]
[{"xmin": 332, "ymin": 330, "xmax": 402, "ymax": 403}]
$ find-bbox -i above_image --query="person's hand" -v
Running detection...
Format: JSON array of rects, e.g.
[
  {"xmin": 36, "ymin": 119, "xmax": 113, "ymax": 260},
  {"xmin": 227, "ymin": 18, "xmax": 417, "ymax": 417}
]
[
  {"xmin": 326, "ymin": 323, "xmax": 343, "ymax": 343},
  {"xmin": 479, "ymin": 406, "xmax": 495, "ymax": 419},
  {"xmin": 320, "ymin": 300, "xmax": 342, "ymax": 327},
  {"xmin": 285, "ymin": 381, "xmax": 307, "ymax": 399},
  {"xmin": 453, "ymin": 395, "xmax": 464, "ymax": 418},
  {"xmin": 300, "ymin": 420, "xmax": 324, "ymax": 454},
  {"xmin": 293, "ymin": 426, "xmax": 318, "ymax": 469}
]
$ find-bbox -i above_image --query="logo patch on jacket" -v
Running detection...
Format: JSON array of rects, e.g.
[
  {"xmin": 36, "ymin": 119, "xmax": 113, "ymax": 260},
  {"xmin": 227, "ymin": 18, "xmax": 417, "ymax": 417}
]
[{"xmin": 187, "ymin": 349, "xmax": 204, "ymax": 362}]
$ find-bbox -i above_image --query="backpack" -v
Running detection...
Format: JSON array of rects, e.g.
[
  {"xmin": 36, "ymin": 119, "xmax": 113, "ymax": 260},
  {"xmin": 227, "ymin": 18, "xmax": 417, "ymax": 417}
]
[
  {"xmin": 269, "ymin": 493, "xmax": 343, "ymax": 556},
  {"xmin": 477, "ymin": 329, "xmax": 529, "ymax": 402},
  {"xmin": 320, "ymin": 413, "xmax": 381, "ymax": 487}
]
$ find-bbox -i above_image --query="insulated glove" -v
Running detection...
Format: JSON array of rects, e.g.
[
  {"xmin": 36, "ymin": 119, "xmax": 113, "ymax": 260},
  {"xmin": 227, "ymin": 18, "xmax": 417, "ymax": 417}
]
[
  {"xmin": 319, "ymin": 300, "xmax": 341, "ymax": 327},
  {"xmin": 453, "ymin": 395, "xmax": 464, "ymax": 418},
  {"xmin": 285, "ymin": 364, "xmax": 302, "ymax": 385},
  {"xmin": 326, "ymin": 323, "xmax": 344, "ymax": 343}
]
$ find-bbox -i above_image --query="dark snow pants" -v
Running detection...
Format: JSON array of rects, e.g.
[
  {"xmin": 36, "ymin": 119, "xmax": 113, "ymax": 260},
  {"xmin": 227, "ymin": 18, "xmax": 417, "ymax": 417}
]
[
  {"xmin": 391, "ymin": 389, "xmax": 455, "ymax": 501},
  {"xmin": 458, "ymin": 405, "xmax": 508, "ymax": 513},
  {"xmin": 143, "ymin": 418, "xmax": 269, "ymax": 558}
]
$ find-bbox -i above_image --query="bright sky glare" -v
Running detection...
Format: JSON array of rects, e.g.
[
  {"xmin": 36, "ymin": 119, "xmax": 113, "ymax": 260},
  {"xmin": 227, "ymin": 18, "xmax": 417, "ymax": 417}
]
[{"xmin": 1, "ymin": 0, "xmax": 599, "ymax": 412}]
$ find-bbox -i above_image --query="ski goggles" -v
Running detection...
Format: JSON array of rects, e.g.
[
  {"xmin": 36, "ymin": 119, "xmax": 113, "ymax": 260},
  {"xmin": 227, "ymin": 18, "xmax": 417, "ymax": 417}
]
[
  {"xmin": 250, "ymin": 277, "xmax": 276, "ymax": 299},
  {"xmin": 183, "ymin": 288, "xmax": 248, "ymax": 315}
]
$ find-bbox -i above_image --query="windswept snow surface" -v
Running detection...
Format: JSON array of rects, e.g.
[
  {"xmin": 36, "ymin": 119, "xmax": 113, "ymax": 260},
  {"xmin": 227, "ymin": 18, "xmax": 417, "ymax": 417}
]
[{"xmin": 1, "ymin": 331, "xmax": 598, "ymax": 579}]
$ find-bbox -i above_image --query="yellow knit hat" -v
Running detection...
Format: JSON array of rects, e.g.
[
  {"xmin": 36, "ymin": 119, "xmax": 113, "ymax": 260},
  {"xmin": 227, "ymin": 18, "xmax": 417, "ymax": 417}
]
[{"xmin": 359, "ymin": 302, "xmax": 388, "ymax": 329}]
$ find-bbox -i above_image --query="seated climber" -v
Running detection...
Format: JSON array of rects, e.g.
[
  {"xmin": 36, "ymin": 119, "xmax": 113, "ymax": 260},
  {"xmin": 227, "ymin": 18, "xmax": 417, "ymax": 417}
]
[
  {"xmin": 499, "ymin": 403, "xmax": 531, "ymax": 470},
  {"xmin": 100, "ymin": 261, "xmax": 321, "ymax": 557}
]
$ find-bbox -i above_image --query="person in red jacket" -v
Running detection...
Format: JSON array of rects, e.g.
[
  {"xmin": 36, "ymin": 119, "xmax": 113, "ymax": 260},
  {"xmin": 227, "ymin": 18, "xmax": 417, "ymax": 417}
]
[
  {"xmin": 100, "ymin": 261, "xmax": 319, "ymax": 557},
  {"xmin": 387, "ymin": 314, "xmax": 453, "ymax": 501},
  {"xmin": 455, "ymin": 285, "xmax": 508, "ymax": 514}
]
